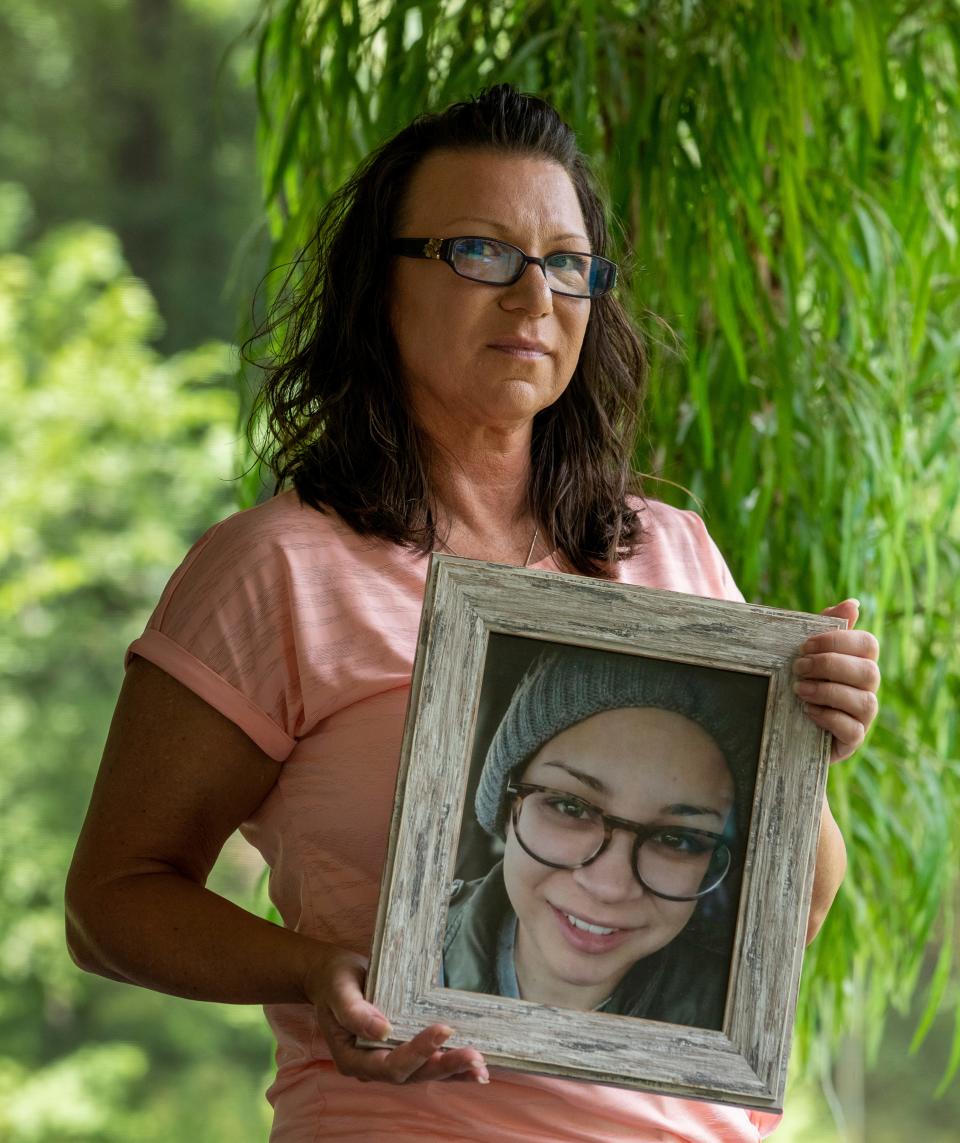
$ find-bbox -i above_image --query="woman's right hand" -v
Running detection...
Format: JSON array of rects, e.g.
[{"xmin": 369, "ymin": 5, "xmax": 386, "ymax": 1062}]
[{"xmin": 303, "ymin": 947, "xmax": 490, "ymax": 1084}]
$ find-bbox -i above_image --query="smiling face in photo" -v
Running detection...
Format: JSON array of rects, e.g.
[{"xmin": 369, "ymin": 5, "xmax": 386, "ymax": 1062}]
[{"xmin": 502, "ymin": 706, "xmax": 735, "ymax": 1011}]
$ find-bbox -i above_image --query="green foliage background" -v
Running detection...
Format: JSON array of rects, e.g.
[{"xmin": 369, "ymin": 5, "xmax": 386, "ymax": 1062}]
[
  {"xmin": 0, "ymin": 0, "xmax": 268, "ymax": 353},
  {"xmin": 1, "ymin": 2, "xmax": 275, "ymax": 1139},
  {"xmin": 1, "ymin": 0, "xmax": 958, "ymax": 1140},
  {"xmin": 0, "ymin": 219, "xmax": 275, "ymax": 1138}
]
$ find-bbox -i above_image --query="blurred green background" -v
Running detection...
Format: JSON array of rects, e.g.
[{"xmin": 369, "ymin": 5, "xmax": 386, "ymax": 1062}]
[{"xmin": 2, "ymin": 1, "xmax": 958, "ymax": 1139}]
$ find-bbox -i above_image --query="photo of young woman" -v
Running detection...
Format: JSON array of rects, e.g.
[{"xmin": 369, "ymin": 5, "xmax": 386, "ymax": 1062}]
[{"xmin": 442, "ymin": 644, "xmax": 766, "ymax": 1029}]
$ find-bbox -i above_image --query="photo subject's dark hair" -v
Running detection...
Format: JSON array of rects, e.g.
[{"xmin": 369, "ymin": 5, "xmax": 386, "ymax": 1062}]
[{"xmin": 246, "ymin": 84, "xmax": 649, "ymax": 575}]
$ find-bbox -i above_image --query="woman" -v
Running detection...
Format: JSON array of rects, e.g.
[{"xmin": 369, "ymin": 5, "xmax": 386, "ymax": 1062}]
[
  {"xmin": 444, "ymin": 649, "xmax": 761, "ymax": 1028},
  {"xmin": 66, "ymin": 85, "xmax": 880, "ymax": 1141}
]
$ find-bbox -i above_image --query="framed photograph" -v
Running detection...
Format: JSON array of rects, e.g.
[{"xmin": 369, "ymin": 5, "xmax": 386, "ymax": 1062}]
[{"xmin": 365, "ymin": 555, "xmax": 842, "ymax": 1111}]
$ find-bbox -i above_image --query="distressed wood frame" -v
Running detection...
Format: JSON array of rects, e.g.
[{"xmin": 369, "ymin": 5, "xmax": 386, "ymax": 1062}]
[{"xmin": 365, "ymin": 555, "xmax": 841, "ymax": 1111}]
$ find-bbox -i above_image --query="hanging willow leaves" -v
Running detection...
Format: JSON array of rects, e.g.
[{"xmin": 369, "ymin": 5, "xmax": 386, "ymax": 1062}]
[{"xmin": 243, "ymin": 0, "xmax": 960, "ymax": 1083}]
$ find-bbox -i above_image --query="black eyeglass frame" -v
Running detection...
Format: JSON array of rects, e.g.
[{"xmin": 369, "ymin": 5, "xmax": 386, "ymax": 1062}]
[
  {"xmin": 391, "ymin": 236, "xmax": 618, "ymax": 298},
  {"xmin": 506, "ymin": 781, "xmax": 732, "ymax": 902}
]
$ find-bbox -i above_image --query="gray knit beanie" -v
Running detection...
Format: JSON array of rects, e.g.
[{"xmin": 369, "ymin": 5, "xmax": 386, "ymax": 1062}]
[{"xmin": 475, "ymin": 647, "xmax": 761, "ymax": 840}]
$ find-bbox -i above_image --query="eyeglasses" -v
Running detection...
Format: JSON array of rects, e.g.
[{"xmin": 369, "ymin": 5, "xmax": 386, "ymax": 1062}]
[
  {"xmin": 391, "ymin": 236, "xmax": 618, "ymax": 298},
  {"xmin": 506, "ymin": 782, "xmax": 732, "ymax": 902}
]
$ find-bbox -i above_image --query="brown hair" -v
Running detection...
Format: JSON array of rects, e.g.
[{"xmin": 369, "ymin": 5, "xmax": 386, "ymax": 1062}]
[{"xmin": 247, "ymin": 84, "xmax": 648, "ymax": 576}]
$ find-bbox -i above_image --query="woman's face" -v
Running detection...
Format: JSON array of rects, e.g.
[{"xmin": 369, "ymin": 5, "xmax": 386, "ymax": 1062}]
[
  {"xmin": 503, "ymin": 707, "xmax": 734, "ymax": 1011},
  {"xmin": 390, "ymin": 149, "xmax": 592, "ymax": 438}
]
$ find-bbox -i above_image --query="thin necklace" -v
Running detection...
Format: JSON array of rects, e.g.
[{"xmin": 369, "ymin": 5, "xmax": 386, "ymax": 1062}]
[
  {"xmin": 523, "ymin": 525, "xmax": 540, "ymax": 567},
  {"xmin": 436, "ymin": 524, "xmax": 540, "ymax": 567}
]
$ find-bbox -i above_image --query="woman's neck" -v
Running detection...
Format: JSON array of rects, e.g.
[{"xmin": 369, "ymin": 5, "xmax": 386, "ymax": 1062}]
[{"xmin": 426, "ymin": 427, "xmax": 541, "ymax": 564}]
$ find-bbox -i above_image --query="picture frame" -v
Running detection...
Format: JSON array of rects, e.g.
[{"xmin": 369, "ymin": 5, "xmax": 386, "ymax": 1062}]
[{"xmin": 364, "ymin": 554, "xmax": 842, "ymax": 1111}]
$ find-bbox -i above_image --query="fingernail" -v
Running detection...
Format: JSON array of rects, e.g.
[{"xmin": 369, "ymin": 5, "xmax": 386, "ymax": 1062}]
[
  {"xmin": 471, "ymin": 1062, "xmax": 490, "ymax": 1084},
  {"xmin": 366, "ymin": 1016, "xmax": 392, "ymax": 1041},
  {"xmin": 794, "ymin": 681, "xmax": 815, "ymax": 697},
  {"xmin": 793, "ymin": 656, "xmax": 811, "ymax": 675}
]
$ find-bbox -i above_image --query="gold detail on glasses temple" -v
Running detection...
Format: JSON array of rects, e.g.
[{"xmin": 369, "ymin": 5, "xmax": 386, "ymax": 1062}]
[{"xmin": 423, "ymin": 237, "xmax": 443, "ymax": 259}]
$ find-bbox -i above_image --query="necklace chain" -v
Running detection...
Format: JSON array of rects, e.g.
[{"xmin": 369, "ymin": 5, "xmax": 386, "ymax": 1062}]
[
  {"xmin": 437, "ymin": 524, "xmax": 540, "ymax": 567},
  {"xmin": 522, "ymin": 524, "xmax": 540, "ymax": 567}
]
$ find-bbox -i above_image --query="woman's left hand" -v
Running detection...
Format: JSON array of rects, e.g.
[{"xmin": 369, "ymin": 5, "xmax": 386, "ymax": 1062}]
[{"xmin": 793, "ymin": 599, "xmax": 881, "ymax": 763}]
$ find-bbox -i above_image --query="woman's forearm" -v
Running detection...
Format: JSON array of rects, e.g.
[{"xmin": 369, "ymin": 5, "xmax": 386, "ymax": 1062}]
[
  {"xmin": 66, "ymin": 869, "xmax": 325, "ymax": 1004},
  {"xmin": 804, "ymin": 795, "xmax": 847, "ymax": 944}
]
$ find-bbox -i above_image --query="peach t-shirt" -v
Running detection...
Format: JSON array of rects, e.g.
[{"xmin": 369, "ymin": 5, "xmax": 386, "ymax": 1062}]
[{"xmin": 127, "ymin": 490, "xmax": 780, "ymax": 1142}]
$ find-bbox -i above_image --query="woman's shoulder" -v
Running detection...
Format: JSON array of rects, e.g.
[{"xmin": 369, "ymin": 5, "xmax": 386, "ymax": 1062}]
[
  {"xmin": 620, "ymin": 496, "xmax": 743, "ymax": 602},
  {"xmin": 445, "ymin": 864, "xmax": 509, "ymax": 937},
  {"xmin": 184, "ymin": 490, "xmax": 419, "ymax": 580},
  {"xmin": 143, "ymin": 492, "xmax": 427, "ymax": 649},
  {"xmin": 203, "ymin": 489, "xmax": 364, "ymax": 553},
  {"xmin": 630, "ymin": 494, "xmax": 714, "ymax": 540},
  {"xmin": 442, "ymin": 864, "xmax": 507, "ymax": 996}
]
